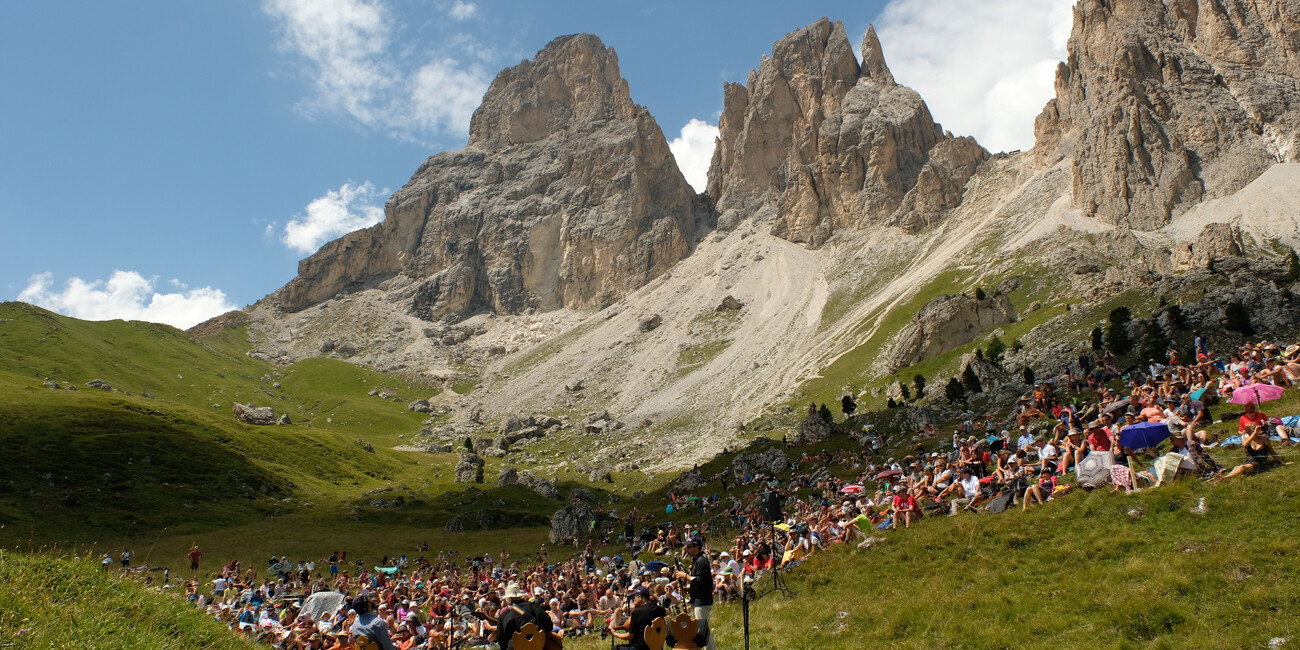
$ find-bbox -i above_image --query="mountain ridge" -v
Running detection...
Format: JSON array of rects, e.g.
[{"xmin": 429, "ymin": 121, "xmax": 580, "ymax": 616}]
[{"xmin": 238, "ymin": 3, "xmax": 1300, "ymax": 469}]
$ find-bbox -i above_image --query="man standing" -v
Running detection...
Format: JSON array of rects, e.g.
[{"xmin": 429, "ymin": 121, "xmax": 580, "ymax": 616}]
[
  {"xmin": 612, "ymin": 586, "xmax": 667, "ymax": 650},
  {"xmin": 675, "ymin": 536, "xmax": 715, "ymax": 650},
  {"xmin": 187, "ymin": 545, "xmax": 202, "ymax": 574},
  {"xmin": 496, "ymin": 582, "xmax": 551, "ymax": 650}
]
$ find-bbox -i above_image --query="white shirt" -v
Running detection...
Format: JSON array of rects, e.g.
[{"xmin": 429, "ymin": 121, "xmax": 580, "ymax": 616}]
[{"xmin": 960, "ymin": 476, "xmax": 981, "ymax": 498}]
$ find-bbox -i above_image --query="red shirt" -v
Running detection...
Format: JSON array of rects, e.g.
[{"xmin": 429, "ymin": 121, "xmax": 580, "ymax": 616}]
[
  {"xmin": 1087, "ymin": 429, "xmax": 1112, "ymax": 451},
  {"xmin": 892, "ymin": 495, "xmax": 917, "ymax": 511},
  {"xmin": 1239, "ymin": 411, "xmax": 1269, "ymax": 433}
]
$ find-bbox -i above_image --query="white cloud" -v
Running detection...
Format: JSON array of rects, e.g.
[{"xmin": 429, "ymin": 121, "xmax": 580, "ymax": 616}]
[
  {"xmin": 409, "ymin": 58, "xmax": 490, "ymax": 135},
  {"xmin": 282, "ymin": 181, "xmax": 388, "ymax": 254},
  {"xmin": 19, "ymin": 271, "xmax": 237, "ymax": 330},
  {"xmin": 448, "ymin": 1, "xmax": 476, "ymax": 20},
  {"xmin": 668, "ymin": 119, "xmax": 719, "ymax": 193},
  {"xmin": 873, "ymin": 0, "xmax": 1074, "ymax": 153},
  {"xmin": 263, "ymin": 0, "xmax": 490, "ymax": 142}
]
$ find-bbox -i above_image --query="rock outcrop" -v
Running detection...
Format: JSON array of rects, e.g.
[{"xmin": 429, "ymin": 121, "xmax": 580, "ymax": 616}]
[
  {"xmin": 271, "ymin": 34, "xmax": 704, "ymax": 321},
  {"xmin": 1172, "ymin": 222, "xmax": 1247, "ymax": 268},
  {"xmin": 232, "ymin": 403, "xmax": 279, "ymax": 426},
  {"xmin": 707, "ymin": 20, "xmax": 987, "ymax": 243},
  {"xmin": 1034, "ymin": 0, "xmax": 1300, "ymax": 229},
  {"xmin": 882, "ymin": 293, "xmax": 1016, "ymax": 372},
  {"xmin": 732, "ymin": 448, "xmax": 788, "ymax": 477},
  {"xmin": 454, "ymin": 452, "xmax": 484, "ymax": 484}
]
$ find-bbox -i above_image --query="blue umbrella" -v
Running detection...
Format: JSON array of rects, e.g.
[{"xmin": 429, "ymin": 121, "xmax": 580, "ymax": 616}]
[
  {"xmin": 1190, "ymin": 387, "xmax": 1209, "ymax": 401},
  {"xmin": 644, "ymin": 560, "xmax": 670, "ymax": 573},
  {"xmin": 1118, "ymin": 421, "xmax": 1171, "ymax": 450}
]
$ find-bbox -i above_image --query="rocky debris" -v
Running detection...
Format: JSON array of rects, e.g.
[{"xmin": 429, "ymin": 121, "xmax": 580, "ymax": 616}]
[
  {"xmin": 732, "ymin": 448, "xmax": 788, "ymax": 477},
  {"xmin": 708, "ymin": 19, "xmax": 974, "ymax": 242},
  {"xmin": 276, "ymin": 413, "xmax": 292, "ymax": 425},
  {"xmin": 1172, "ymin": 223, "xmax": 1246, "ymax": 268},
  {"xmin": 357, "ymin": 439, "xmax": 375, "ymax": 453},
  {"xmin": 639, "ymin": 314, "xmax": 663, "ymax": 332},
  {"xmin": 716, "ymin": 295, "xmax": 743, "ymax": 311},
  {"xmin": 455, "ymin": 453, "xmax": 485, "ymax": 484},
  {"xmin": 319, "ymin": 340, "xmax": 336, "ymax": 353},
  {"xmin": 86, "ymin": 379, "xmax": 112, "ymax": 391},
  {"xmin": 583, "ymin": 410, "xmax": 621, "ymax": 434},
  {"xmin": 795, "ymin": 412, "xmax": 837, "ymax": 445},
  {"xmin": 408, "ymin": 399, "xmax": 433, "ymax": 413},
  {"xmin": 270, "ymin": 34, "xmax": 703, "ymax": 321},
  {"xmin": 674, "ymin": 470, "xmax": 708, "ymax": 491},
  {"xmin": 232, "ymin": 402, "xmax": 280, "ymax": 426},
  {"xmin": 881, "ymin": 293, "xmax": 1016, "ymax": 373},
  {"xmin": 564, "ymin": 378, "xmax": 585, "ymax": 392},
  {"xmin": 1034, "ymin": 0, "xmax": 1300, "ymax": 228}
]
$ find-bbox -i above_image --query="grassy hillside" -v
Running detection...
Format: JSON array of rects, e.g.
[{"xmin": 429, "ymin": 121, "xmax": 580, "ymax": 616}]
[
  {"xmin": 0, "ymin": 302, "xmax": 562, "ymax": 559},
  {"xmin": 0, "ymin": 549, "xmax": 256, "ymax": 649},
  {"xmin": 561, "ymin": 464, "xmax": 1300, "ymax": 650}
]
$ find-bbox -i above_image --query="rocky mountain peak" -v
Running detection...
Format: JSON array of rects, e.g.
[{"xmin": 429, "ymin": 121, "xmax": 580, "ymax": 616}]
[
  {"xmin": 707, "ymin": 18, "xmax": 983, "ymax": 244},
  {"xmin": 1034, "ymin": 0, "xmax": 1300, "ymax": 229},
  {"xmin": 860, "ymin": 25, "xmax": 895, "ymax": 85},
  {"xmin": 468, "ymin": 34, "xmax": 637, "ymax": 148},
  {"xmin": 269, "ymin": 34, "xmax": 702, "ymax": 321}
]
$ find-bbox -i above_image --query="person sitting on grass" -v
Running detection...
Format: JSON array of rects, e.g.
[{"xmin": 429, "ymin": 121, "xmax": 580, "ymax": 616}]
[
  {"xmin": 889, "ymin": 485, "xmax": 918, "ymax": 530},
  {"xmin": 1218, "ymin": 422, "xmax": 1293, "ymax": 481}
]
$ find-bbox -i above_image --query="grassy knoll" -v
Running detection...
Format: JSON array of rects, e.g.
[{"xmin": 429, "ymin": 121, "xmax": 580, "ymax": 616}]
[{"xmin": 0, "ymin": 550, "xmax": 255, "ymax": 649}]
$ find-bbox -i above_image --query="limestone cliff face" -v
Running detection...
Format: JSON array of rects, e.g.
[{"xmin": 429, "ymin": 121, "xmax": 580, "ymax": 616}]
[
  {"xmin": 707, "ymin": 20, "xmax": 987, "ymax": 243},
  {"xmin": 1035, "ymin": 0, "xmax": 1300, "ymax": 229},
  {"xmin": 273, "ymin": 35, "xmax": 702, "ymax": 321}
]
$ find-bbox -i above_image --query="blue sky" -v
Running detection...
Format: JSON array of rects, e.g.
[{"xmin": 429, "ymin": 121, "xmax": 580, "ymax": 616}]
[{"xmin": 1, "ymin": 0, "xmax": 1071, "ymax": 328}]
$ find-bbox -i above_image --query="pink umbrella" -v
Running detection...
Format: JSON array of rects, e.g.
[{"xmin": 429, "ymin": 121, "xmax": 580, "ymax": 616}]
[
  {"xmin": 839, "ymin": 484, "xmax": 865, "ymax": 495},
  {"xmin": 1231, "ymin": 383, "xmax": 1285, "ymax": 405}
]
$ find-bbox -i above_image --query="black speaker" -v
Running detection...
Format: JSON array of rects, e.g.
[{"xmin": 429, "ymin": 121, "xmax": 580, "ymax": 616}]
[{"xmin": 760, "ymin": 491, "xmax": 783, "ymax": 523}]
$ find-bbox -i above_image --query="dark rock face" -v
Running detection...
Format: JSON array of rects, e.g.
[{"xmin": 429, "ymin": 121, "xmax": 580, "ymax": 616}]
[
  {"xmin": 1034, "ymin": 0, "xmax": 1300, "ymax": 229},
  {"xmin": 707, "ymin": 20, "xmax": 986, "ymax": 244},
  {"xmin": 271, "ymin": 34, "xmax": 703, "ymax": 321}
]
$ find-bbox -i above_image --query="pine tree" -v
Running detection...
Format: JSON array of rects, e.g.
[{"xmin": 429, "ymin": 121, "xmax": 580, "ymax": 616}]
[
  {"xmin": 1285, "ymin": 249, "xmax": 1300, "ymax": 283},
  {"xmin": 1011, "ymin": 338, "xmax": 1025, "ymax": 352},
  {"xmin": 1164, "ymin": 304, "xmax": 1188, "ymax": 331},
  {"xmin": 912, "ymin": 374, "xmax": 927, "ymax": 399},
  {"xmin": 900, "ymin": 384, "xmax": 911, "ymax": 401},
  {"xmin": 986, "ymin": 336, "xmax": 1007, "ymax": 367},
  {"xmin": 886, "ymin": 398, "xmax": 898, "ymax": 409},
  {"xmin": 1091, "ymin": 327, "xmax": 1105, "ymax": 351},
  {"xmin": 1107, "ymin": 306, "xmax": 1134, "ymax": 356},
  {"xmin": 962, "ymin": 365, "xmax": 983, "ymax": 394},
  {"xmin": 1224, "ymin": 301, "xmax": 1254, "ymax": 334},
  {"xmin": 974, "ymin": 287, "xmax": 987, "ymax": 300},
  {"xmin": 818, "ymin": 403, "xmax": 834, "ymax": 422},
  {"xmin": 1023, "ymin": 366, "xmax": 1035, "ymax": 385},
  {"xmin": 840, "ymin": 394, "xmax": 857, "ymax": 416},
  {"xmin": 945, "ymin": 377, "xmax": 966, "ymax": 403},
  {"xmin": 1138, "ymin": 319, "xmax": 1171, "ymax": 364}
]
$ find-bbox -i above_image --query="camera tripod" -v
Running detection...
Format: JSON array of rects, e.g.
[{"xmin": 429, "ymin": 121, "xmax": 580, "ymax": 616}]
[{"xmin": 755, "ymin": 523, "xmax": 796, "ymax": 599}]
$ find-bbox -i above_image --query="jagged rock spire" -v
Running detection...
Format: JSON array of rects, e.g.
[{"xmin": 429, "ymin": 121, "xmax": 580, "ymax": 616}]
[{"xmin": 860, "ymin": 25, "xmax": 895, "ymax": 85}]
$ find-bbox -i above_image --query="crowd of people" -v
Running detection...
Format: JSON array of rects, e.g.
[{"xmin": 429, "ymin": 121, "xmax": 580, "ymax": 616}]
[{"xmin": 104, "ymin": 332, "xmax": 1299, "ymax": 649}]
